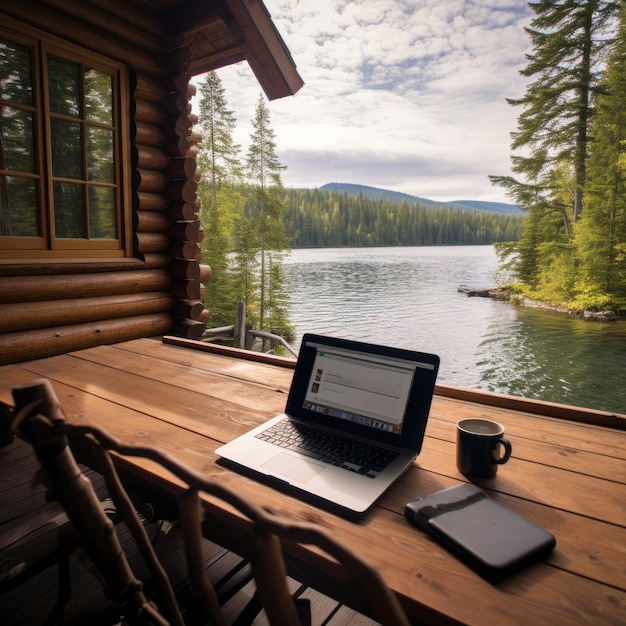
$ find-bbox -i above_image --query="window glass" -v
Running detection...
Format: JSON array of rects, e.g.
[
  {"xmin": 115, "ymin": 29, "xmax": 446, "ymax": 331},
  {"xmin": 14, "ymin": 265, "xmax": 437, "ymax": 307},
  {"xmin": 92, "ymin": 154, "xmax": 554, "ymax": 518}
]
[
  {"xmin": 87, "ymin": 127, "xmax": 114, "ymax": 182},
  {"xmin": 0, "ymin": 37, "xmax": 33, "ymax": 106},
  {"xmin": 0, "ymin": 175, "xmax": 38, "ymax": 236},
  {"xmin": 89, "ymin": 186, "xmax": 116, "ymax": 238},
  {"xmin": 54, "ymin": 182, "xmax": 85, "ymax": 238},
  {"xmin": 51, "ymin": 118, "xmax": 82, "ymax": 179},
  {"xmin": 48, "ymin": 56, "xmax": 80, "ymax": 117},
  {"xmin": 1, "ymin": 106, "xmax": 35, "ymax": 172},
  {"xmin": 85, "ymin": 68, "xmax": 112, "ymax": 124}
]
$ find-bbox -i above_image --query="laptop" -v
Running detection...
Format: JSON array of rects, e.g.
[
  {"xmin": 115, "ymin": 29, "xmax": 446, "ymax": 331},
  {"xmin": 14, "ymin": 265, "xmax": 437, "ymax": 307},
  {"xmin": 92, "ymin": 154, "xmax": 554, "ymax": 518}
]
[{"xmin": 215, "ymin": 333, "xmax": 440, "ymax": 515}]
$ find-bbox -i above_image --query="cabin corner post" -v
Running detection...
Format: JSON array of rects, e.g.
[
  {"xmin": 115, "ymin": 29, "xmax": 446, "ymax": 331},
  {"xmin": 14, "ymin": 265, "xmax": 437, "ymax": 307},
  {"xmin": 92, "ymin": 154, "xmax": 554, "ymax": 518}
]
[{"xmin": 160, "ymin": 48, "xmax": 209, "ymax": 340}]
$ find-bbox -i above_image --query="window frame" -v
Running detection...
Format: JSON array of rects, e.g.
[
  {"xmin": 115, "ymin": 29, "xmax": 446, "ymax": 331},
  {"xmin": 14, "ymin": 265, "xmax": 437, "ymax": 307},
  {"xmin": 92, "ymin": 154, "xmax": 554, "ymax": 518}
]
[{"xmin": 0, "ymin": 20, "xmax": 132, "ymax": 260}]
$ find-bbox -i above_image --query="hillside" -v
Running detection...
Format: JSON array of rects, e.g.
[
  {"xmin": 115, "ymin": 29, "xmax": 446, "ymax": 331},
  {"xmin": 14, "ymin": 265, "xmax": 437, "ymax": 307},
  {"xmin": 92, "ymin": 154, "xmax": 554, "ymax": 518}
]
[{"xmin": 319, "ymin": 182, "xmax": 524, "ymax": 215}]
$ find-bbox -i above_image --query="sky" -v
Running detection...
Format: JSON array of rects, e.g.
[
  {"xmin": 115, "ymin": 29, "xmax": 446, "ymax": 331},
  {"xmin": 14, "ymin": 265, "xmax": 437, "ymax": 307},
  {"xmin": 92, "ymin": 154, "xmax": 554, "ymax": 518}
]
[{"xmin": 201, "ymin": 0, "xmax": 534, "ymax": 204}]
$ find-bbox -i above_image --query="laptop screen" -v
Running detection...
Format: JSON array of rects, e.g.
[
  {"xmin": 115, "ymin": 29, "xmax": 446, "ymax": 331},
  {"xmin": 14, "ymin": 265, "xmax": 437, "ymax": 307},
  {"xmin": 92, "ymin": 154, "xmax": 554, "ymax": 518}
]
[
  {"xmin": 286, "ymin": 334, "xmax": 440, "ymax": 450},
  {"xmin": 303, "ymin": 342, "xmax": 426, "ymax": 435}
]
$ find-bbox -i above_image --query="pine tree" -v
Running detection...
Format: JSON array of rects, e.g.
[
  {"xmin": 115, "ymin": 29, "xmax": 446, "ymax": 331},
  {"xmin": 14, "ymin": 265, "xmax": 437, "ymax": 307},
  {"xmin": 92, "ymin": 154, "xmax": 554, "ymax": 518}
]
[
  {"xmin": 490, "ymin": 0, "xmax": 619, "ymax": 287},
  {"xmin": 575, "ymin": 2, "xmax": 626, "ymax": 310},
  {"xmin": 245, "ymin": 95, "xmax": 292, "ymax": 344},
  {"xmin": 196, "ymin": 72, "xmax": 243, "ymax": 327}
]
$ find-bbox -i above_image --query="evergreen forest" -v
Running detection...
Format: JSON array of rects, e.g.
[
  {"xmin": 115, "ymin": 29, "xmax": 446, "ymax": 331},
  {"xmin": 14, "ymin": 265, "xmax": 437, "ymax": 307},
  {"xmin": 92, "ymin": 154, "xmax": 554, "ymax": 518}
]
[
  {"xmin": 280, "ymin": 187, "xmax": 524, "ymax": 248},
  {"xmin": 490, "ymin": 0, "xmax": 626, "ymax": 314}
]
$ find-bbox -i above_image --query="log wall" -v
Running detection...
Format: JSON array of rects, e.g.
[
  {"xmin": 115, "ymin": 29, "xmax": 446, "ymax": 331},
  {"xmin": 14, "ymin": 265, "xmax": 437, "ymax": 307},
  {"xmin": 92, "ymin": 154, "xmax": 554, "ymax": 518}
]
[{"xmin": 0, "ymin": 0, "xmax": 211, "ymax": 365}]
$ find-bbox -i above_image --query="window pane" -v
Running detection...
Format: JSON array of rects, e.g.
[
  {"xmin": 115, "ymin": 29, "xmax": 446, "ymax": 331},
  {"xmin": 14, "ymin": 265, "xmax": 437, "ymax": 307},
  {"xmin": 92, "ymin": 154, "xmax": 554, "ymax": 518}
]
[
  {"xmin": 89, "ymin": 186, "xmax": 116, "ymax": 238},
  {"xmin": 87, "ymin": 127, "xmax": 113, "ymax": 182},
  {"xmin": 1, "ymin": 106, "xmax": 35, "ymax": 172},
  {"xmin": 85, "ymin": 68, "xmax": 112, "ymax": 124},
  {"xmin": 48, "ymin": 56, "xmax": 79, "ymax": 116},
  {"xmin": 0, "ymin": 175, "xmax": 39, "ymax": 236},
  {"xmin": 0, "ymin": 37, "xmax": 32, "ymax": 106},
  {"xmin": 53, "ymin": 182, "xmax": 85, "ymax": 238},
  {"xmin": 51, "ymin": 118, "xmax": 82, "ymax": 179}
]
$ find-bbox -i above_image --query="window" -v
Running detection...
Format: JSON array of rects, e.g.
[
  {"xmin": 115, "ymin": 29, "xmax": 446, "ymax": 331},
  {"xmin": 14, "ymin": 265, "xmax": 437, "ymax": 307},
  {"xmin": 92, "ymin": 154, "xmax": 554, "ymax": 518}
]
[{"xmin": 0, "ymin": 24, "xmax": 130, "ymax": 259}]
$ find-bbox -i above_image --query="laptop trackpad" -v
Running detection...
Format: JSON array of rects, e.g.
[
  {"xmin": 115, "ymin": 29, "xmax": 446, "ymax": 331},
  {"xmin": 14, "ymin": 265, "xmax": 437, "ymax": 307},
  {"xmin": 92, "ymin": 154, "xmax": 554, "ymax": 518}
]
[{"xmin": 262, "ymin": 452, "xmax": 325, "ymax": 484}]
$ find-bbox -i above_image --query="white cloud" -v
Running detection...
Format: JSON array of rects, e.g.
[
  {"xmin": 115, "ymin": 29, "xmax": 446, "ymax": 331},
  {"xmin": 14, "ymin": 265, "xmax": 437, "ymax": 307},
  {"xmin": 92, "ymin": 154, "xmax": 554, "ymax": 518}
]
[{"xmin": 199, "ymin": 0, "xmax": 534, "ymax": 203}]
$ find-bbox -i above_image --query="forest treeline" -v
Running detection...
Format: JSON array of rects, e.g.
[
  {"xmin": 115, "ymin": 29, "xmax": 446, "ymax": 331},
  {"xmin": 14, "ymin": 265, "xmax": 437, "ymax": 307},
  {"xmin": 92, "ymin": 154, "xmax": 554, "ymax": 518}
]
[
  {"xmin": 490, "ymin": 1, "xmax": 626, "ymax": 313},
  {"xmin": 279, "ymin": 188, "xmax": 525, "ymax": 247}
]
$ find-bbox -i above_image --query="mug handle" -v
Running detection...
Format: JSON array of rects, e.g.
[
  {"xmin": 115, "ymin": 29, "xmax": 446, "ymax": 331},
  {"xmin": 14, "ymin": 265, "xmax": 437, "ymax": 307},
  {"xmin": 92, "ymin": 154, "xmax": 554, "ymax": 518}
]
[{"xmin": 492, "ymin": 436, "xmax": 512, "ymax": 465}]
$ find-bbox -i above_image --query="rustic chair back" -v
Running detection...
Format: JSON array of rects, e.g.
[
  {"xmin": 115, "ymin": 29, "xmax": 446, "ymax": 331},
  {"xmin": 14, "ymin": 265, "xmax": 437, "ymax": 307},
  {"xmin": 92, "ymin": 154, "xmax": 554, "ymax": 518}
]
[{"xmin": 11, "ymin": 378, "xmax": 410, "ymax": 626}]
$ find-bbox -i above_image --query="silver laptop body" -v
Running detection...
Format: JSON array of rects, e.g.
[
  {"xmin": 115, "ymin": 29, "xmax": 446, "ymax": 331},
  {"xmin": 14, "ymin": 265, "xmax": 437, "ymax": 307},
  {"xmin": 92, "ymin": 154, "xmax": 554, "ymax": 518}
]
[{"xmin": 216, "ymin": 333, "xmax": 440, "ymax": 515}]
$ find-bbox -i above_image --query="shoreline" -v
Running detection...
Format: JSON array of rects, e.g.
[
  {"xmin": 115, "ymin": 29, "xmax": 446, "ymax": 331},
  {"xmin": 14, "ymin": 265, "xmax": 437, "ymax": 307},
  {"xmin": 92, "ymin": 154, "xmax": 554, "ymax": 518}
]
[{"xmin": 458, "ymin": 285, "xmax": 624, "ymax": 320}]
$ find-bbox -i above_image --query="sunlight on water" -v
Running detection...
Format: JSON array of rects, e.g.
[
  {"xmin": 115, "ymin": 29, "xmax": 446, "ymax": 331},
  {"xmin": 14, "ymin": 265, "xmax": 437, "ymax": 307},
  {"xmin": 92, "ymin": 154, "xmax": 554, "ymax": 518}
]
[{"xmin": 283, "ymin": 246, "xmax": 626, "ymax": 414}]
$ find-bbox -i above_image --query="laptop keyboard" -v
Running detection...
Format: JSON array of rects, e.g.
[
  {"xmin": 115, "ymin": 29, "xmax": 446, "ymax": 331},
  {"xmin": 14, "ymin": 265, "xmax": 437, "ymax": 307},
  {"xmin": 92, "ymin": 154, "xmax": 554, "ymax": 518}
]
[{"xmin": 255, "ymin": 418, "xmax": 398, "ymax": 478}]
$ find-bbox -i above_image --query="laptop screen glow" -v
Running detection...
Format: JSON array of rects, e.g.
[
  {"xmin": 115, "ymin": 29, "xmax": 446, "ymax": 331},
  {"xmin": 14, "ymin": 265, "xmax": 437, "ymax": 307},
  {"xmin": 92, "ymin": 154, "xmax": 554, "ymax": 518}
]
[{"xmin": 303, "ymin": 341, "xmax": 434, "ymax": 435}]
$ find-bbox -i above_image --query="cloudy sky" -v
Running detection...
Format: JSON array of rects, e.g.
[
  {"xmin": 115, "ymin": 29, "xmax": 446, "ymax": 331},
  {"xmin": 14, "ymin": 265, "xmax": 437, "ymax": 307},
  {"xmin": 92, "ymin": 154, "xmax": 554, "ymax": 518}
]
[{"xmin": 205, "ymin": 0, "xmax": 534, "ymax": 204}]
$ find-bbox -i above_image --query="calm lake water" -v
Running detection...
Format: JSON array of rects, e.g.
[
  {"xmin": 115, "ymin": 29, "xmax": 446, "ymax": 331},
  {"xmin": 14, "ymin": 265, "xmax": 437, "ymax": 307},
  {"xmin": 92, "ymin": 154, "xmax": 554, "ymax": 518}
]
[{"xmin": 283, "ymin": 246, "xmax": 626, "ymax": 415}]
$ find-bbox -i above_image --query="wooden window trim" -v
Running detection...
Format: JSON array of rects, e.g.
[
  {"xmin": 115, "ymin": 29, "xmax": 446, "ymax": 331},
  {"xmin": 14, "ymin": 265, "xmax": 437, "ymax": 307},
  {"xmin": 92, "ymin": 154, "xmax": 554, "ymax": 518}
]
[{"xmin": 0, "ymin": 17, "xmax": 132, "ymax": 260}]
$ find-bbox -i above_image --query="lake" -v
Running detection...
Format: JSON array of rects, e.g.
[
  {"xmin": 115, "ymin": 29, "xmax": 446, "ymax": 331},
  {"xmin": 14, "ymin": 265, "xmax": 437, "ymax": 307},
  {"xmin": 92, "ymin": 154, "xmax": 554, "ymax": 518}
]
[{"xmin": 283, "ymin": 245, "xmax": 626, "ymax": 415}]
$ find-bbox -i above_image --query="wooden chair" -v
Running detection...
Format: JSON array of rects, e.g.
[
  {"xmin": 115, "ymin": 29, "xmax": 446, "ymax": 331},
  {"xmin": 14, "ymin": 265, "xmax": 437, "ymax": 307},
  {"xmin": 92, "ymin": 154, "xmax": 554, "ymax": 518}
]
[{"xmin": 11, "ymin": 378, "xmax": 410, "ymax": 626}]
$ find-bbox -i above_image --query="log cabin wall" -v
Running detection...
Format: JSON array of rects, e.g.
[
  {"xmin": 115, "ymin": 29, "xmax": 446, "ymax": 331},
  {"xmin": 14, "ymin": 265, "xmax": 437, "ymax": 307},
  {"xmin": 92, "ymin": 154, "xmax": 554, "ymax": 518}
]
[{"xmin": 0, "ymin": 0, "xmax": 211, "ymax": 365}]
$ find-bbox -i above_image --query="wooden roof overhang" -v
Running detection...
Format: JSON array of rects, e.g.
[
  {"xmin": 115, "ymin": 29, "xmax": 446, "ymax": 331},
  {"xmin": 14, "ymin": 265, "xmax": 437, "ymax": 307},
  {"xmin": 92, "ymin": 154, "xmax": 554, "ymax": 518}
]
[{"xmin": 160, "ymin": 0, "xmax": 304, "ymax": 99}]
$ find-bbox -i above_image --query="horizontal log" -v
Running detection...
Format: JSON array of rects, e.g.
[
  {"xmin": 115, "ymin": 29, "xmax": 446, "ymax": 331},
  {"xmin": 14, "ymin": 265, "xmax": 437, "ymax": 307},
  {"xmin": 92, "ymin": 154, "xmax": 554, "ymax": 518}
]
[
  {"xmin": 170, "ymin": 279, "xmax": 200, "ymax": 300},
  {"xmin": 167, "ymin": 220, "xmax": 199, "ymax": 242},
  {"xmin": 166, "ymin": 157, "xmax": 197, "ymax": 180},
  {"xmin": 0, "ymin": 270, "xmax": 171, "ymax": 303},
  {"xmin": 199, "ymin": 264, "xmax": 211, "ymax": 283},
  {"xmin": 137, "ymin": 231, "xmax": 171, "ymax": 254},
  {"xmin": 166, "ymin": 202, "xmax": 198, "ymax": 221},
  {"xmin": 134, "ymin": 98, "xmax": 168, "ymax": 126},
  {"xmin": 135, "ymin": 191, "xmax": 171, "ymax": 213},
  {"xmin": 170, "ymin": 318, "xmax": 205, "ymax": 341},
  {"xmin": 142, "ymin": 253, "xmax": 169, "ymax": 269},
  {"xmin": 167, "ymin": 241, "xmax": 200, "ymax": 260},
  {"xmin": 137, "ymin": 210, "xmax": 172, "ymax": 233},
  {"xmin": 163, "ymin": 74, "xmax": 190, "ymax": 95},
  {"xmin": 163, "ymin": 93, "xmax": 191, "ymax": 117},
  {"xmin": 88, "ymin": 0, "xmax": 164, "ymax": 38},
  {"xmin": 167, "ymin": 136, "xmax": 192, "ymax": 158},
  {"xmin": 193, "ymin": 166, "xmax": 201, "ymax": 182},
  {"xmin": 171, "ymin": 299, "xmax": 204, "ymax": 320},
  {"xmin": 133, "ymin": 121, "xmax": 169, "ymax": 148},
  {"xmin": 133, "ymin": 144, "xmax": 171, "ymax": 171},
  {"xmin": 165, "ymin": 179, "xmax": 197, "ymax": 203},
  {"xmin": 134, "ymin": 168, "xmax": 169, "ymax": 193},
  {"xmin": 0, "ymin": 259, "xmax": 145, "ymax": 277},
  {"xmin": 199, "ymin": 308, "xmax": 209, "ymax": 324},
  {"xmin": 0, "ymin": 314, "xmax": 173, "ymax": 366},
  {"xmin": 164, "ymin": 116, "xmax": 192, "ymax": 139},
  {"xmin": 0, "ymin": 292, "xmax": 175, "ymax": 333},
  {"xmin": 189, "ymin": 131, "xmax": 203, "ymax": 145},
  {"xmin": 0, "ymin": 3, "xmax": 163, "ymax": 77},
  {"xmin": 169, "ymin": 259, "xmax": 200, "ymax": 280},
  {"xmin": 132, "ymin": 72, "xmax": 169, "ymax": 104},
  {"xmin": 41, "ymin": 0, "xmax": 163, "ymax": 55}
]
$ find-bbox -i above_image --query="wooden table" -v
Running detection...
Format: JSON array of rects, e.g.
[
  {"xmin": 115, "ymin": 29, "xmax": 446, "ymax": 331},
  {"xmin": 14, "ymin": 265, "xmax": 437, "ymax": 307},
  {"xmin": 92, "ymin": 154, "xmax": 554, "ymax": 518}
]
[{"xmin": 1, "ymin": 337, "xmax": 625, "ymax": 625}]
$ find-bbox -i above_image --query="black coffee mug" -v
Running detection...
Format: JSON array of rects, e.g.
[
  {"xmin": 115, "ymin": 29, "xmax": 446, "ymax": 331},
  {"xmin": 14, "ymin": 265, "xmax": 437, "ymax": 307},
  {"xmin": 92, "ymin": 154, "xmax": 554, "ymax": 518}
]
[{"xmin": 456, "ymin": 418, "xmax": 512, "ymax": 478}]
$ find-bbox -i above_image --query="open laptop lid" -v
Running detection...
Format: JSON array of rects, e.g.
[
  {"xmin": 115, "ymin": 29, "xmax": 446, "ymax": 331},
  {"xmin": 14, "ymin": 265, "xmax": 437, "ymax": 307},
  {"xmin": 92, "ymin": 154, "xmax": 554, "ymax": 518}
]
[{"xmin": 286, "ymin": 334, "xmax": 440, "ymax": 452}]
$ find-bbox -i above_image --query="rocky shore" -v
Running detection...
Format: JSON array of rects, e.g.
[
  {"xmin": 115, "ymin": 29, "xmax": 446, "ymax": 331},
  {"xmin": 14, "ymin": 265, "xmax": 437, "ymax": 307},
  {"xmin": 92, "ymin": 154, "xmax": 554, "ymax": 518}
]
[{"xmin": 458, "ymin": 285, "xmax": 622, "ymax": 320}]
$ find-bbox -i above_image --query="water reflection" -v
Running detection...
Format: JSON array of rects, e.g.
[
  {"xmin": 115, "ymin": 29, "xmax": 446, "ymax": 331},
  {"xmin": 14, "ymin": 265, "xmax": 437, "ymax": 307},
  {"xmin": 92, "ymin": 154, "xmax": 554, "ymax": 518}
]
[{"xmin": 284, "ymin": 246, "xmax": 626, "ymax": 414}]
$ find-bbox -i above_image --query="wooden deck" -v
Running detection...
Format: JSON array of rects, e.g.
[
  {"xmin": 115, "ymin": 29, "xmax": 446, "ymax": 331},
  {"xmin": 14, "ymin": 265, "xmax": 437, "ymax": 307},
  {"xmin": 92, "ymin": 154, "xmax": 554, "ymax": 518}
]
[{"xmin": 1, "ymin": 337, "xmax": 625, "ymax": 625}]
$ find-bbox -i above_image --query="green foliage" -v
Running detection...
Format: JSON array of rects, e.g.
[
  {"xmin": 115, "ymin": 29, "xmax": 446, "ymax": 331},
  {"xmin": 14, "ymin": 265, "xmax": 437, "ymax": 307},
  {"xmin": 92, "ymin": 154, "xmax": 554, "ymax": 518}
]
[
  {"xmin": 574, "ymin": 1, "xmax": 626, "ymax": 307},
  {"xmin": 491, "ymin": 0, "xmax": 626, "ymax": 312}
]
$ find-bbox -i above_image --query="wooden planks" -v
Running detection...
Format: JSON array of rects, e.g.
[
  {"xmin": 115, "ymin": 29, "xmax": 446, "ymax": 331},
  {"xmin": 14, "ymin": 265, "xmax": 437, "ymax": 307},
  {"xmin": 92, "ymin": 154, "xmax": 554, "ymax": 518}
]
[{"xmin": 1, "ymin": 339, "xmax": 625, "ymax": 625}]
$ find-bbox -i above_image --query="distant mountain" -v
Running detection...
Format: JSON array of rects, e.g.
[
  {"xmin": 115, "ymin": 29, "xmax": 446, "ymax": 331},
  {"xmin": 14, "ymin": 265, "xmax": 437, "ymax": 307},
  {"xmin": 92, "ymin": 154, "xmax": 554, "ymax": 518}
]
[{"xmin": 319, "ymin": 183, "xmax": 524, "ymax": 215}]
